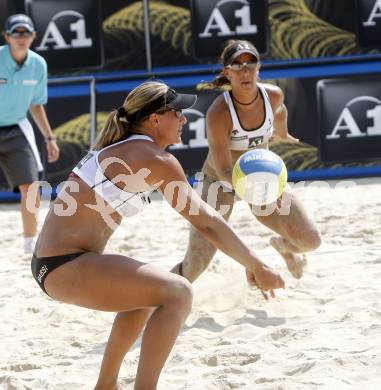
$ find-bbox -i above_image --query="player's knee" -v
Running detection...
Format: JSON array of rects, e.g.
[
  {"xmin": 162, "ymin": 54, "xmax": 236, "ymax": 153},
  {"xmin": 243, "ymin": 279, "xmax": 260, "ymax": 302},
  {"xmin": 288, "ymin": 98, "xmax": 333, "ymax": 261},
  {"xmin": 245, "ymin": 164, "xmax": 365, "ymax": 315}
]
[
  {"xmin": 164, "ymin": 276, "xmax": 193, "ymax": 314},
  {"xmin": 295, "ymin": 228, "xmax": 321, "ymax": 252},
  {"xmin": 306, "ymin": 228, "xmax": 321, "ymax": 251}
]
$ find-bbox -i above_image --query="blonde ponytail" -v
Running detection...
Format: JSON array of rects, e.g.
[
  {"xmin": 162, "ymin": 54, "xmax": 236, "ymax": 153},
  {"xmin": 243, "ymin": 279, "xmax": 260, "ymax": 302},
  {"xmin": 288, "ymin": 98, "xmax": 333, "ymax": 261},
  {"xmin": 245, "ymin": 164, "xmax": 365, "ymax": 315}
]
[{"xmin": 93, "ymin": 109, "xmax": 132, "ymax": 150}]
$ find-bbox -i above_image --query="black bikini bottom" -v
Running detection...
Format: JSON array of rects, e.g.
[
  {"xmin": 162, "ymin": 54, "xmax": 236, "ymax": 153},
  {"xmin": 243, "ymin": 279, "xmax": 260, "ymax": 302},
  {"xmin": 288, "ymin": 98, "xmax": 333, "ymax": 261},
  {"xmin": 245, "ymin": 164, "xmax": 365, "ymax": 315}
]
[{"xmin": 31, "ymin": 252, "xmax": 85, "ymax": 296}]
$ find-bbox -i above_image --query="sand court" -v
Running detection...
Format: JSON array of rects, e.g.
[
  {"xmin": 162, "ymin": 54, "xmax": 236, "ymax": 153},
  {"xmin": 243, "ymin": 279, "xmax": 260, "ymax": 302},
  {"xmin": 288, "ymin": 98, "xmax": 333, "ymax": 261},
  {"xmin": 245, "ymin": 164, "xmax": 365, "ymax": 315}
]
[{"xmin": 1, "ymin": 178, "xmax": 380, "ymax": 389}]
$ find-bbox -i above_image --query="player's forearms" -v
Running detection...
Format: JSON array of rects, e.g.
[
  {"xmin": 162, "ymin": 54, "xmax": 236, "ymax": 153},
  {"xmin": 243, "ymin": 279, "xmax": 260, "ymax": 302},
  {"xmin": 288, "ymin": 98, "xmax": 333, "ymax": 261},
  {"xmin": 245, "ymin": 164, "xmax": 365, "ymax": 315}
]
[{"xmin": 216, "ymin": 169, "xmax": 233, "ymax": 187}]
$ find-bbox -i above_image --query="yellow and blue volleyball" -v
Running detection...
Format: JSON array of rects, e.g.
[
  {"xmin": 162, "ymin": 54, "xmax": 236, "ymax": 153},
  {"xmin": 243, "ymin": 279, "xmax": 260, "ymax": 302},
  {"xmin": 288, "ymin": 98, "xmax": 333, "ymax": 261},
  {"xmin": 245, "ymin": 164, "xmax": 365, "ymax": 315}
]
[{"xmin": 232, "ymin": 149, "xmax": 288, "ymax": 206}]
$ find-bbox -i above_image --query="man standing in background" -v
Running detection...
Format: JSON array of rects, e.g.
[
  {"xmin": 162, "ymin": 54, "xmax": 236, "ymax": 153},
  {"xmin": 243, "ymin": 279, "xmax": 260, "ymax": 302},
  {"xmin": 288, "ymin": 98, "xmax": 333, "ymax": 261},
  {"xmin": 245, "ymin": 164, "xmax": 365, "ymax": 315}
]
[{"xmin": 0, "ymin": 14, "xmax": 59, "ymax": 254}]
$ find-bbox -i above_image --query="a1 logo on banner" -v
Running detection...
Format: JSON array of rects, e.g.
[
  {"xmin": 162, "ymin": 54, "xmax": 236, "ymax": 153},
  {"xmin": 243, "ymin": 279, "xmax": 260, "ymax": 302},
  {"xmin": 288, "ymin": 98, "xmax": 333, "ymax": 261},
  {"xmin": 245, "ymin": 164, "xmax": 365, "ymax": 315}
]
[
  {"xmin": 317, "ymin": 77, "xmax": 381, "ymax": 162},
  {"xmin": 355, "ymin": 0, "xmax": 381, "ymax": 48},
  {"xmin": 27, "ymin": 0, "xmax": 103, "ymax": 71},
  {"xmin": 167, "ymin": 90, "xmax": 217, "ymax": 172},
  {"xmin": 190, "ymin": 0, "xmax": 268, "ymax": 59},
  {"xmin": 170, "ymin": 108, "xmax": 208, "ymax": 150}
]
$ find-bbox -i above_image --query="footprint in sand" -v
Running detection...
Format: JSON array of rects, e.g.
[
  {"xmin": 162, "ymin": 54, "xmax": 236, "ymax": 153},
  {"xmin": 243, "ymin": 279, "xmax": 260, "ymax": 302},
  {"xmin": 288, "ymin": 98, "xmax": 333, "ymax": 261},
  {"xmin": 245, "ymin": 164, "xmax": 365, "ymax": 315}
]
[
  {"xmin": 202, "ymin": 349, "xmax": 261, "ymax": 367},
  {"xmin": 0, "ymin": 375, "xmax": 33, "ymax": 390},
  {"xmin": 1, "ymin": 363, "xmax": 41, "ymax": 372},
  {"xmin": 284, "ymin": 361, "xmax": 316, "ymax": 376}
]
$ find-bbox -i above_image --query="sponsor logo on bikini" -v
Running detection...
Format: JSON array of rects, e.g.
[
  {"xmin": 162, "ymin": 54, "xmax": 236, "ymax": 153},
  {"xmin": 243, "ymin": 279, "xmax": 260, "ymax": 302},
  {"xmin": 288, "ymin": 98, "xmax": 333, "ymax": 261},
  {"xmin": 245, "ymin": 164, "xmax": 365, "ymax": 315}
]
[
  {"xmin": 37, "ymin": 265, "xmax": 48, "ymax": 283},
  {"xmin": 231, "ymin": 135, "xmax": 247, "ymax": 141},
  {"xmin": 248, "ymin": 136, "xmax": 264, "ymax": 147}
]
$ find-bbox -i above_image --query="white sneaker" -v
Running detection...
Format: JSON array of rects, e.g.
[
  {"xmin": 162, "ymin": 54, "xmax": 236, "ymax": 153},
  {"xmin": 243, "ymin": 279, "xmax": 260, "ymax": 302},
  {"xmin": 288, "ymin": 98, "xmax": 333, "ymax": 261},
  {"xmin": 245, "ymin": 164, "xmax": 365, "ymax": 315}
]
[{"xmin": 24, "ymin": 236, "xmax": 37, "ymax": 254}]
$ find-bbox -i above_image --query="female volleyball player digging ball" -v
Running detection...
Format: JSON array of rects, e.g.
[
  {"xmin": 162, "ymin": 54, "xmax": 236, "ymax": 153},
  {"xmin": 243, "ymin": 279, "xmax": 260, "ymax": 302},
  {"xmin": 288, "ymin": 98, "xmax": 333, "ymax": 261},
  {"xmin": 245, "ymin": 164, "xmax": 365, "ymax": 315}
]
[
  {"xmin": 174, "ymin": 40, "xmax": 321, "ymax": 289},
  {"xmin": 31, "ymin": 81, "xmax": 284, "ymax": 390}
]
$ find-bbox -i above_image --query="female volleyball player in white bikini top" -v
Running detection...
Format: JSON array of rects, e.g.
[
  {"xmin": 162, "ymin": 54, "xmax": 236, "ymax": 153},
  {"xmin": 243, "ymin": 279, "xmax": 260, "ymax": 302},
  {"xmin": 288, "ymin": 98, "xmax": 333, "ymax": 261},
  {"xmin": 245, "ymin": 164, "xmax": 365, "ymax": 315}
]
[
  {"xmin": 179, "ymin": 40, "xmax": 320, "ymax": 289},
  {"xmin": 201, "ymin": 41, "xmax": 299, "ymax": 182},
  {"xmin": 31, "ymin": 81, "xmax": 284, "ymax": 390}
]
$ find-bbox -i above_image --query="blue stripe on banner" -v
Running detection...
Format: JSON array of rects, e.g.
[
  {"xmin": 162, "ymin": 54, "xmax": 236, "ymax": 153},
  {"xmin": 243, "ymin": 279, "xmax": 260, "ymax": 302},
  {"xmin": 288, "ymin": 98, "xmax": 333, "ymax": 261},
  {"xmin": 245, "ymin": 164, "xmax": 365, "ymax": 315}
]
[
  {"xmin": 0, "ymin": 192, "xmax": 21, "ymax": 202},
  {"xmin": 0, "ymin": 187, "xmax": 59, "ymax": 202},
  {"xmin": 287, "ymin": 166, "xmax": 381, "ymax": 181},
  {"xmin": 151, "ymin": 60, "xmax": 381, "ymax": 80},
  {"xmin": 261, "ymin": 61, "xmax": 381, "ymax": 80},
  {"xmin": 48, "ymin": 76, "xmax": 205, "ymax": 97},
  {"xmin": 47, "ymin": 61, "xmax": 381, "ymax": 99},
  {"xmin": 151, "ymin": 54, "xmax": 381, "ymax": 73},
  {"xmin": 187, "ymin": 166, "xmax": 381, "ymax": 186},
  {"xmin": 92, "ymin": 69, "xmax": 148, "ymax": 80},
  {"xmin": 96, "ymin": 75, "xmax": 205, "ymax": 94},
  {"xmin": 95, "ymin": 80, "xmax": 145, "ymax": 94},
  {"xmin": 48, "ymin": 84, "xmax": 91, "ymax": 98}
]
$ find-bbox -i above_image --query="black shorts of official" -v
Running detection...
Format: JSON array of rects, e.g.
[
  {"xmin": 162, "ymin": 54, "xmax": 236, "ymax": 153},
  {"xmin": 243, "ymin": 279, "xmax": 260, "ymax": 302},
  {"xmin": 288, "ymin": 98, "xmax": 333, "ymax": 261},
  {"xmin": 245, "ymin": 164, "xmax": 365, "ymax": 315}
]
[{"xmin": 0, "ymin": 124, "xmax": 39, "ymax": 191}]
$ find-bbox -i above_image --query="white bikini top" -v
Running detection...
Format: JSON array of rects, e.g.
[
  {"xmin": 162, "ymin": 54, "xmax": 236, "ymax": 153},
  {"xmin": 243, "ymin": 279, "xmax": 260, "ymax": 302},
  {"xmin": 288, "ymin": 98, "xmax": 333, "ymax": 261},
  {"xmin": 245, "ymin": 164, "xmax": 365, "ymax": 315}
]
[
  {"xmin": 72, "ymin": 135, "xmax": 154, "ymax": 217},
  {"xmin": 223, "ymin": 83, "xmax": 274, "ymax": 151}
]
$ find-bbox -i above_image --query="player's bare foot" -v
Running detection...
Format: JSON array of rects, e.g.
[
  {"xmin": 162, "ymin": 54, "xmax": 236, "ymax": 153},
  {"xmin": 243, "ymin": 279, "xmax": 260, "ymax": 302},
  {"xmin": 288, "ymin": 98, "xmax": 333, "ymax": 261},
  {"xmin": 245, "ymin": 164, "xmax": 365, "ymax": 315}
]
[{"xmin": 270, "ymin": 237, "xmax": 307, "ymax": 279}]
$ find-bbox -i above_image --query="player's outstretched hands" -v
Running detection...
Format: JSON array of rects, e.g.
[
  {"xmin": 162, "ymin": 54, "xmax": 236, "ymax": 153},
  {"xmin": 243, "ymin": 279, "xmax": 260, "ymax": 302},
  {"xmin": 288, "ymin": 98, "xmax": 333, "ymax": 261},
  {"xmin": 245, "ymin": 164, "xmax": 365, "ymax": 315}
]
[{"xmin": 246, "ymin": 262, "xmax": 285, "ymax": 300}]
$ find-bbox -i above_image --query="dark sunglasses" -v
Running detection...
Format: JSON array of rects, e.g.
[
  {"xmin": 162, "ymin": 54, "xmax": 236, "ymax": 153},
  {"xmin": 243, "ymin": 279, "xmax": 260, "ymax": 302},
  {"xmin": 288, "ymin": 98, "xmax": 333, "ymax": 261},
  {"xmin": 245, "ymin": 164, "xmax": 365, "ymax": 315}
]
[
  {"xmin": 9, "ymin": 31, "xmax": 33, "ymax": 38},
  {"xmin": 226, "ymin": 61, "xmax": 257, "ymax": 71},
  {"xmin": 157, "ymin": 109, "xmax": 183, "ymax": 118}
]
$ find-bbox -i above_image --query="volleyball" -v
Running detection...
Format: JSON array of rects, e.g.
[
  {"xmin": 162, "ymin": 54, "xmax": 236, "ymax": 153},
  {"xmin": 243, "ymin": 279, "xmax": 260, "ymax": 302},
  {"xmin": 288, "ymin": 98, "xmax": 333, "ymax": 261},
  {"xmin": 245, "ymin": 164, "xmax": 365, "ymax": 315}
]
[{"xmin": 232, "ymin": 149, "xmax": 288, "ymax": 206}]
